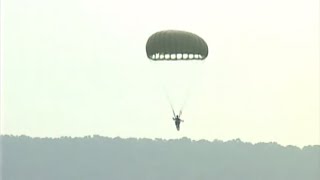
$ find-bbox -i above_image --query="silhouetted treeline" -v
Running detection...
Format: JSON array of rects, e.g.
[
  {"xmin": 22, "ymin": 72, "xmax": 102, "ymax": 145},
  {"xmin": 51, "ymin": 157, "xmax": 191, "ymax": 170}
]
[{"xmin": 1, "ymin": 135, "xmax": 319, "ymax": 180}]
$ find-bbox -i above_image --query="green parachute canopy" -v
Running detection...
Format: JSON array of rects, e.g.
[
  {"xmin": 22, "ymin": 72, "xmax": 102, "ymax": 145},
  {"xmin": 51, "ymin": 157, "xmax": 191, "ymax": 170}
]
[{"xmin": 146, "ymin": 30, "xmax": 208, "ymax": 60}]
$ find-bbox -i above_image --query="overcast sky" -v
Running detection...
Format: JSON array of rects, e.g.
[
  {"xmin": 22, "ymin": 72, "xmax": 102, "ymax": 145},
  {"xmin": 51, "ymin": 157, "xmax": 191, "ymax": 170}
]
[{"xmin": 1, "ymin": 0, "xmax": 319, "ymax": 147}]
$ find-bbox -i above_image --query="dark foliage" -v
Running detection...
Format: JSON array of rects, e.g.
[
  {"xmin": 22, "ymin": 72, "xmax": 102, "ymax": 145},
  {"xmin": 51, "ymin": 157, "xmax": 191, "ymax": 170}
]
[{"xmin": 1, "ymin": 135, "xmax": 319, "ymax": 180}]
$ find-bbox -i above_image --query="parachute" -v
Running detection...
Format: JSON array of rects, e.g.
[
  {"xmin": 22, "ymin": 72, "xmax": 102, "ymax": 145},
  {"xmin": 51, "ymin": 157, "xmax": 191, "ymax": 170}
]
[
  {"xmin": 146, "ymin": 30, "xmax": 208, "ymax": 60},
  {"xmin": 146, "ymin": 30, "xmax": 208, "ymax": 119}
]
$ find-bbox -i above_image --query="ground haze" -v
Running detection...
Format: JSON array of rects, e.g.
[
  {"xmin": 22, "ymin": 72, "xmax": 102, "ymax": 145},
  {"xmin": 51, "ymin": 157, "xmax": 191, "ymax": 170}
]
[{"xmin": 2, "ymin": 135, "xmax": 319, "ymax": 180}]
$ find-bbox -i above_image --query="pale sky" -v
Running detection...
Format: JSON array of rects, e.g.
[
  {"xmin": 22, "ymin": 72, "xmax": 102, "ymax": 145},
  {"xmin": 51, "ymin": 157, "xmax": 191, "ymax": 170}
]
[{"xmin": 1, "ymin": 0, "xmax": 319, "ymax": 147}]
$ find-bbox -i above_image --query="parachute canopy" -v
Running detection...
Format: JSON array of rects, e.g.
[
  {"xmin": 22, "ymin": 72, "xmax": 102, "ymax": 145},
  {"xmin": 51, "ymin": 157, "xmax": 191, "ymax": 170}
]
[{"xmin": 146, "ymin": 30, "xmax": 208, "ymax": 61}]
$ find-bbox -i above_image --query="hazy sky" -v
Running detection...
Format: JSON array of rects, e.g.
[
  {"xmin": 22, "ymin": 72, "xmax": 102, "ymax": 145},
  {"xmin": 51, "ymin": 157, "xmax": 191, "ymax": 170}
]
[{"xmin": 1, "ymin": 0, "xmax": 319, "ymax": 147}]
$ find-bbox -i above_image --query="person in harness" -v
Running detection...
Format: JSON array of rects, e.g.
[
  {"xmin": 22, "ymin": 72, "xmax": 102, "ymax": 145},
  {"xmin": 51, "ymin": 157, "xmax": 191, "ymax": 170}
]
[{"xmin": 172, "ymin": 114, "xmax": 184, "ymax": 131}]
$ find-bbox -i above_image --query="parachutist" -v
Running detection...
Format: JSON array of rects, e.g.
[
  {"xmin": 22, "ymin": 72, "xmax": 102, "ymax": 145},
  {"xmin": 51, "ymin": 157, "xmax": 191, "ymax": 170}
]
[
  {"xmin": 146, "ymin": 30, "xmax": 207, "ymax": 131},
  {"xmin": 173, "ymin": 115, "xmax": 184, "ymax": 131}
]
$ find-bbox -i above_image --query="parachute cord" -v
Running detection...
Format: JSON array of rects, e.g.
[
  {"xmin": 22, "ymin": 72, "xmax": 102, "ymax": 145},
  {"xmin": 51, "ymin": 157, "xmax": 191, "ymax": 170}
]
[
  {"xmin": 178, "ymin": 81, "xmax": 192, "ymax": 117},
  {"xmin": 161, "ymin": 84, "xmax": 176, "ymax": 117},
  {"xmin": 149, "ymin": 60, "xmax": 205, "ymax": 119},
  {"xmin": 149, "ymin": 61, "xmax": 176, "ymax": 117},
  {"xmin": 178, "ymin": 61, "xmax": 205, "ymax": 117}
]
